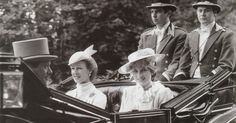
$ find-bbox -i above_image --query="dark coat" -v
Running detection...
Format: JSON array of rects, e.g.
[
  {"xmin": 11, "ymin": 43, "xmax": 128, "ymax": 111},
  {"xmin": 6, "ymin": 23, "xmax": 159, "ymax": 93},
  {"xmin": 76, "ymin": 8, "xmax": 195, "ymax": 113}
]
[
  {"xmin": 175, "ymin": 23, "xmax": 236, "ymax": 78},
  {"xmin": 138, "ymin": 23, "xmax": 187, "ymax": 81}
]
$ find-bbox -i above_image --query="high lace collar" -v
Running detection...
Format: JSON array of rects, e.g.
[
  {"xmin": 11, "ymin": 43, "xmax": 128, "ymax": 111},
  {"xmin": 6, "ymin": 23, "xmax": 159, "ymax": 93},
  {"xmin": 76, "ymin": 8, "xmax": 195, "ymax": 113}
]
[{"xmin": 76, "ymin": 82, "xmax": 95, "ymax": 92}]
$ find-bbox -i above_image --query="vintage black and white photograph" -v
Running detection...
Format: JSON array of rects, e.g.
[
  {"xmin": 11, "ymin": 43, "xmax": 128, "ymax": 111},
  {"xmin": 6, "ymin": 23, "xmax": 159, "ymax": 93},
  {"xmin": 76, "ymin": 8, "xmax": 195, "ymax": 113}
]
[{"xmin": 0, "ymin": 0, "xmax": 236, "ymax": 123}]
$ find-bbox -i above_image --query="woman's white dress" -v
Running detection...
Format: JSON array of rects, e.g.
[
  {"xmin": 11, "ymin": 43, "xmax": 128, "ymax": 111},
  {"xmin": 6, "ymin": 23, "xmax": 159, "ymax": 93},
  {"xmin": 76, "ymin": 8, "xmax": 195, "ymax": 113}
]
[
  {"xmin": 66, "ymin": 82, "xmax": 107, "ymax": 109},
  {"xmin": 119, "ymin": 81, "xmax": 176, "ymax": 112}
]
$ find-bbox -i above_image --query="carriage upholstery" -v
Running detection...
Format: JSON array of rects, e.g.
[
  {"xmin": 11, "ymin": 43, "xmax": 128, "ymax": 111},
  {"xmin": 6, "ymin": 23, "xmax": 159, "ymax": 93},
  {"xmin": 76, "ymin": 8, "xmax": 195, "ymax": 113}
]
[{"xmin": 98, "ymin": 86, "xmax": 124, "ymax": 112}]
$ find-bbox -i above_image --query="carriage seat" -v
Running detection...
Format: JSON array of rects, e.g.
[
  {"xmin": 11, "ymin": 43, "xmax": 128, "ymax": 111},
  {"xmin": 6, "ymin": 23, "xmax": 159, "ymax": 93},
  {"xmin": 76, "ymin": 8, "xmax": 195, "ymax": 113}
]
[{"xmin": 99, "ymin": 86, "xmax": 125, "ymax": 112}]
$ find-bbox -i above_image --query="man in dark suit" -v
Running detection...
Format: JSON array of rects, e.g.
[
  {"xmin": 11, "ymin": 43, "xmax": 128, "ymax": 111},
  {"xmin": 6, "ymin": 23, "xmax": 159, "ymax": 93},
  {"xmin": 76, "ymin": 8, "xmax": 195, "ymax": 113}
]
[
  {"xmin": 138, "ymin": 0, "xmax": 187, "ymax": 81},
  {"xmin": 174, "ymin": 0, "xmax": 236, "ymax": 80},
  {"xmin": 12, "ymin": 38, "xmax": 58, "ymax": 88}
]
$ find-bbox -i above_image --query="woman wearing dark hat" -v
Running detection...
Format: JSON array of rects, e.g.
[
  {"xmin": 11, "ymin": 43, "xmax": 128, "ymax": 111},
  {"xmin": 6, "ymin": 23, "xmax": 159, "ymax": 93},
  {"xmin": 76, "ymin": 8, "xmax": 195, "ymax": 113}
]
[
  {"xmin": 66, "ymin": 45, "xmax": 107, "ymax": 109},
  {"xmin": 118, "ymin": 48, "xmax": 177, "ymax": 112},
  {"xmin": 138, "ymin": 0, "xmax": 187, "ymax": 82},
  {"xmin": 174, "ymin": 0, "xmax": 236, "ymax": 80},
  {"xmin": 12, "ymin": 38, "xmax": 58, "ymax": 87}
]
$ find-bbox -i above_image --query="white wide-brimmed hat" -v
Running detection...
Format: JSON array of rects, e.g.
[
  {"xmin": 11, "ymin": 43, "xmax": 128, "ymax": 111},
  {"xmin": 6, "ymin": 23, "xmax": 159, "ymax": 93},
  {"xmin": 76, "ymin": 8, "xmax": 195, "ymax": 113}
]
[
  {"xmin": 146, "ymin": 0, "xmax": 177, "ymax": 11},
  {"xmin": 12, "ymin": 38, "xmax": 58, "ymax": 61},
  {"xmin": 118, "ymin": 48, "xmax": 165, "ymax": 74},
  {"xmin": 192, "ymin": 0, "xmax": 221, "ymax": 13}
]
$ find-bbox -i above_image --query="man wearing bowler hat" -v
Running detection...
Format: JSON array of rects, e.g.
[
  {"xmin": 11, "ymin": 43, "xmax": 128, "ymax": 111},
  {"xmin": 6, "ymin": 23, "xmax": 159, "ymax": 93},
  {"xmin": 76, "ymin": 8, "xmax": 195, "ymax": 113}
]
[
  {"xmin": 12, "ymin": 38, "xmax": 58, "ymax": 87},
  {"xmin": 173, "ymin": 0, "xmax": 236, "ymax": 104},
  {"xmin": 174, "ymin": 0, "xmax": 236, "ymax": 80},
  {"xmin": 138, "ymin": 0, "xmax": 187, "ymax": 81}
]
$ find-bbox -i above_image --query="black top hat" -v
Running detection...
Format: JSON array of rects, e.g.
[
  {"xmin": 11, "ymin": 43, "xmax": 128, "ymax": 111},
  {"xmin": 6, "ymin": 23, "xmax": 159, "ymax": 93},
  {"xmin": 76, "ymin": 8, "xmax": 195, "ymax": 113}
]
[
  {"xmin": 146, "ymin": 0, "xmax": 177, "ymax": 11},
  {"xmin": 192, "ymin": 0, "xmax": 222, "ymax": 13}
]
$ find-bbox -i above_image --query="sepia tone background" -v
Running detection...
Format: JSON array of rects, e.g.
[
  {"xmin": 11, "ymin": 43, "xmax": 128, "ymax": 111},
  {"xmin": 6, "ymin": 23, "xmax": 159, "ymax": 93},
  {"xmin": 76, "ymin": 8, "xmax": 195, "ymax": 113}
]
[{"xmin": 0, "ymin": 0, "xmax": 235, "ymax": 82}]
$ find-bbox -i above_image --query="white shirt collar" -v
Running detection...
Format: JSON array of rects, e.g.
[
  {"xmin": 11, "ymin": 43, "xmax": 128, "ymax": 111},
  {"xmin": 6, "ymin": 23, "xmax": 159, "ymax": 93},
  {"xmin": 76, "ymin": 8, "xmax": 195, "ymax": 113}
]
[
  {"xmin": 195, "ymin": 22, "xmax": 225, "ymax": 33},
  {"xmin": 155, "ymin": 21, "xmax": 170, "ymax": 32},
  {"xmin": 200, "ymin": 21, "xmax": 215, "ymax": 32}
]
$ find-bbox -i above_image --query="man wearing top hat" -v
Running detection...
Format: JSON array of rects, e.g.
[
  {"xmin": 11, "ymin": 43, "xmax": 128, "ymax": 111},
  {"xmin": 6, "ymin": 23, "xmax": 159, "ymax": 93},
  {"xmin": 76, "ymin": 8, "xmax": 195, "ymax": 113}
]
[
  {"xmin": 12, "ymin": 38, "xmax": 58, "ymax": 88},
  {"xmin": 138, "ymin": 0, "xmax": 187, "ymax": 81},
  {"xmin": 174, "ymin": 0, "xmax": 236, "ymax": 80}
]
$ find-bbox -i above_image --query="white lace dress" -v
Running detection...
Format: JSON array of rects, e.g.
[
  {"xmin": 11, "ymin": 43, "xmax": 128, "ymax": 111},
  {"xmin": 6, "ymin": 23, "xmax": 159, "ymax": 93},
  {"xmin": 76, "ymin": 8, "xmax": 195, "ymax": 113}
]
[{"xmin": 119, "ymin": 81, "xmax": 176, "ymax": 112}]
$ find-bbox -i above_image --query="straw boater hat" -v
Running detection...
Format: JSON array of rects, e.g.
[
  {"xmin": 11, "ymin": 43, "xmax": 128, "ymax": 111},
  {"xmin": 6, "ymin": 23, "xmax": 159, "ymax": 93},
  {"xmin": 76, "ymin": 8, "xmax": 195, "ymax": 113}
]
[
  {"xmin": 68, "ymin": 45, "xmax": 98, "ymax": 81},
  {"xmin": 118, "ymin": 48, "xmax": 165, "ymax": 74},
  {"xmin": 192, "ymin": 0, "xmax": 222, "ymax": 13},
  {"xmin": 12, "ymin": 38, "xmax": 57, "ymax": 61},
  {"xmin": 146, "ymin": 0, "xmax": 177, "ymax": 11}
]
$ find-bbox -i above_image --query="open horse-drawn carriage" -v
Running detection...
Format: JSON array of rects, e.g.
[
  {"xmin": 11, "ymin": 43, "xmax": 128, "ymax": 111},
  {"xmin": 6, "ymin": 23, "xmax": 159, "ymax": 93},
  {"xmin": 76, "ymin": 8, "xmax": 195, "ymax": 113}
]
[{"xmin": 1, "ymin": 53, "xmax": 235, "ymax": 123}]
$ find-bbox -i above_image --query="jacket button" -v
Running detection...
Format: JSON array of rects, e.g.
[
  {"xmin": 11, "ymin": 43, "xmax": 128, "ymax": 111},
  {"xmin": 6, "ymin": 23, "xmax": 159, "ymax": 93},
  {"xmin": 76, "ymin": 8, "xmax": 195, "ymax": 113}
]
[
  {"xmin": 165, "ymin": 60, "xmax": 168, "ymax": 63},
  {"xmin": 214, "ymin": 49, "xmax": 218, "ymax": 53},
  {"xmin": 214, "ymin": 57, "xmax": 217, "ymax": 60}
]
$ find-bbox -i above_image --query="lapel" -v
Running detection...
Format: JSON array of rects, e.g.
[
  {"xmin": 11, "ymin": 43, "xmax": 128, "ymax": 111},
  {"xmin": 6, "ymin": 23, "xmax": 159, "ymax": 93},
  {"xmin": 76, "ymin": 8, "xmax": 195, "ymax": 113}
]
[
  {"xmin": 144, "ymin": 34, "xmax": 157, "ymax": 50},
  {"xmin": 156, "ymin": 24, "xmax": 174, "ymax": 53},
  {"xmin": 189, "ymin": 31, "xmax": 200, "ymax": 59},
  {"xmin": 142, "ymin": 27, "xmax": 157, "ymax": 50},
  {"xmin": 200, "ymin": 24, "xmax": 225, "ymax": 61}
]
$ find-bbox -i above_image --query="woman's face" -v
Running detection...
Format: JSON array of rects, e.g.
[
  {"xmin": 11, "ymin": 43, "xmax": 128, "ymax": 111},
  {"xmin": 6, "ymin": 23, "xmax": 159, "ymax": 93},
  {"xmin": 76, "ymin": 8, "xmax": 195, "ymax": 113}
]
[
  {"xmin": 130, "ymin": 61, "xmax": 152, "ymax": 88},
  {"xmin": 70, "ymin": 61, "xmax": 91, "ymax": 84}
]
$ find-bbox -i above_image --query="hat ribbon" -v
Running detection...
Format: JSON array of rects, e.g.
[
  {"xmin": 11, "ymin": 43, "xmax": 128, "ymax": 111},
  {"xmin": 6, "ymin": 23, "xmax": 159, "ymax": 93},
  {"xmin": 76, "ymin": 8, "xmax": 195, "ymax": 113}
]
[{"xmin": 84, "ymin": 45, "xmax": 97, "ymax": 56}]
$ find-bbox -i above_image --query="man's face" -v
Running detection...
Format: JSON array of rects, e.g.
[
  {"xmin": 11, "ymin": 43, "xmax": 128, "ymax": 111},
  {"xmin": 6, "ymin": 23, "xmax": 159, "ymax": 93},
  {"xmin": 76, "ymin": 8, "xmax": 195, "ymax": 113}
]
[
  {"xmin": 196, "ymin": 6, "xmax": 216, "ymax": 25},
  {"xmin": 150, "ymin": 8, "xmax": 169, "ymax": 26},
  {"xmin": 32, "ymin": 61, "xmax": 53, "ymax": 86}
]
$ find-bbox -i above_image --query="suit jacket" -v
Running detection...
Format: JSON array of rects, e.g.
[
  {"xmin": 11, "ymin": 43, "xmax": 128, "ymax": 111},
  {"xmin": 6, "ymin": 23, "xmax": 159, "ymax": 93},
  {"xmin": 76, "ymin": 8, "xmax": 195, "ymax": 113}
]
[
  {"xmin": 138, "ymin": 23, "xmax": 187, "ymax": 81},
  {"xmin": 175, "ymin": 23, "xmax": 236, "ymax": 78}
]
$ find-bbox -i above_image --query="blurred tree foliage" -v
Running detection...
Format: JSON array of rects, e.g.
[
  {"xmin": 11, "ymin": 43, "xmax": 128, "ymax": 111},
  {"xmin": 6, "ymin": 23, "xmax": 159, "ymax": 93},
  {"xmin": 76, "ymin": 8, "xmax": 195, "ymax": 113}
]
[{"xmin": 0, "ymin": 0, "xmax": 235, "ymax": 82}]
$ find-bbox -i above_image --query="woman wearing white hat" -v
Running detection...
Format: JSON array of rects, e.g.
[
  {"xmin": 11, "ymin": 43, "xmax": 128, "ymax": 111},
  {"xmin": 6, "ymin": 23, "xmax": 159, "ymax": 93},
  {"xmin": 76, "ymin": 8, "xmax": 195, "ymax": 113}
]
[
  {"xmin": 66, "ymin": 45, "xmax": 107, "ymax": 109},
  {"xmin": 118, "ymin": 48, "xmax": 177, "ymax": 112}
]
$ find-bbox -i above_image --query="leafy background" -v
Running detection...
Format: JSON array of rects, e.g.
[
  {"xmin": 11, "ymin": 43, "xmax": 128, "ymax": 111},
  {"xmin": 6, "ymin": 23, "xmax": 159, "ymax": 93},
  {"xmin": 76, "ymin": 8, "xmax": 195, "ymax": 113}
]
[{"xmin": 0, "ymin": 0, "xmax": 235, "ymax": 83}]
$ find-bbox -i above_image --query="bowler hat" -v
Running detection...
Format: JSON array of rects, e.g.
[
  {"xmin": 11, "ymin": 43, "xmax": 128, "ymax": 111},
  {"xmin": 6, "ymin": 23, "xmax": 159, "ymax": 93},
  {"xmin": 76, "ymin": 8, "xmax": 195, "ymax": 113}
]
[
  {"xmin": 12, "ymin": 38, "xmax": 57, "ymax": 61},
  {"xmin": 146, "ymin": 0, "xmax": 177, "ymax": 11},
  {"xmin": 192, "ymin": 0, "xmax": 221, "ymax": 13},
  {"xmin": 118, "ymin": 48, "xmax": 165, "ymax": 74}
]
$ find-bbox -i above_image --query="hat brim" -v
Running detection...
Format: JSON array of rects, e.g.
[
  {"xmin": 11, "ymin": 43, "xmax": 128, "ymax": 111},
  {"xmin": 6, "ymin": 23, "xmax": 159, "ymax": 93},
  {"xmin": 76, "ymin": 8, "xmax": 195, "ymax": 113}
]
[
  {"xmin": 146, "ymin": 4, "xmax": 177, "ymax": 11},
  {"xmin": 23, "ymin": 55, "xmax": 58, "ymax": 61},
  {"xmin": 118, "ymin": 54, "xmax": 165, "ymax": 74},
  {"xmin": 192, "ymin": 3, "xmax": 221, "ymax": 13}
]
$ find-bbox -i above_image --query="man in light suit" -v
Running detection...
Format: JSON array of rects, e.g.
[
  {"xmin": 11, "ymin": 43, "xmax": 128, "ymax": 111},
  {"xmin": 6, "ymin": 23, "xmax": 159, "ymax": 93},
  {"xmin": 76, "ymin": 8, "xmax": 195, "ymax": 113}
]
[
  {"xmin": 174, "ymin": 0, "xmax": 236, "ymax": 80},
  {"xmin": 138, "ymin": 0, "xmax": 187, "ymax": 81}
]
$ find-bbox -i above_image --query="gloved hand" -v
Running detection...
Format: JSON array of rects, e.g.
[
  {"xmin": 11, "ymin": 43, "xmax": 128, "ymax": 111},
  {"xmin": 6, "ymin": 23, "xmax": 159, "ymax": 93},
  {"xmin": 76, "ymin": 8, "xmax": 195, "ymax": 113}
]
[
  {"xmin": 159, "ymin": 75, "xmax": 168, "ymax": 82},
  {"xmin": 173, "ymin": 74, "xmax": 186, "ymax": 81}
]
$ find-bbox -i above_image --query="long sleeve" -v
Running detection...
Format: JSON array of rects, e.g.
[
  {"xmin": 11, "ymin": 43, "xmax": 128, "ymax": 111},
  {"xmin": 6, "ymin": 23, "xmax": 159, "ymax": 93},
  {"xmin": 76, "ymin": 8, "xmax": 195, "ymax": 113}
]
[{"xmin": 174, "ymin": 35, "xmax": 192, "ymax": 78}]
